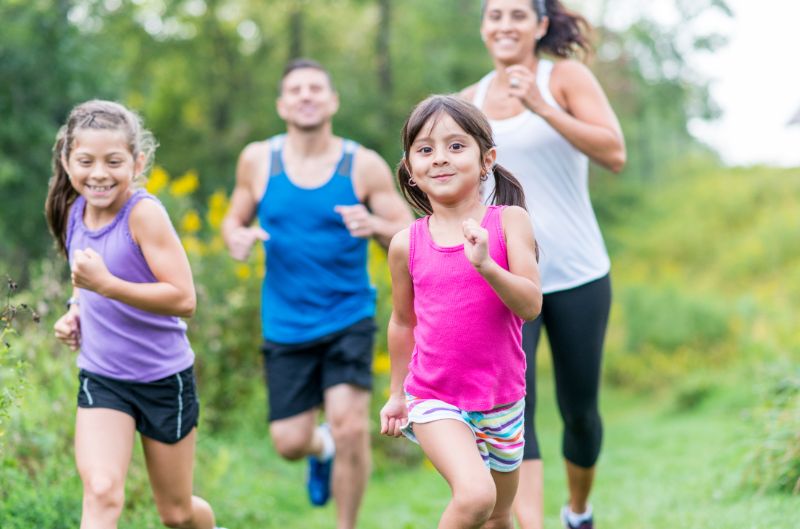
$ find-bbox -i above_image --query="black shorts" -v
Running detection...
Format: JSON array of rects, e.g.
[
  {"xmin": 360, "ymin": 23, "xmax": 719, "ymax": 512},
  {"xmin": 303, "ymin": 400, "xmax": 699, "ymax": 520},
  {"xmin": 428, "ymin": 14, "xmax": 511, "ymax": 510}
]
[
  {"xmin": 77, "ymin": 366, "xmax": 199, "ymax": 444},
  {"xmin": 262, "ymin": 317, "xmax": 376, "ymax": 422}
]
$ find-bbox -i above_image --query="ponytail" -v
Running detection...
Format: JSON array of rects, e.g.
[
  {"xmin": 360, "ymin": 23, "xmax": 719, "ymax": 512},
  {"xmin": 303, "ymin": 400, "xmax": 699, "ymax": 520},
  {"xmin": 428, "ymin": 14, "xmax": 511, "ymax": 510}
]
[
  {"xmin": 537, "ymin": 0, "xmax": 592, "ymax": 59},
  {"xmin": 45, "ymin": 130, "xmax": 78, "ymax": 257},
  {"xmin": 487, "ymin": 163, "xmax": 539, "ymax": 261},
  {"xmin": 396, "ymin": 159, "xmax": 433, "ymax": 216}
]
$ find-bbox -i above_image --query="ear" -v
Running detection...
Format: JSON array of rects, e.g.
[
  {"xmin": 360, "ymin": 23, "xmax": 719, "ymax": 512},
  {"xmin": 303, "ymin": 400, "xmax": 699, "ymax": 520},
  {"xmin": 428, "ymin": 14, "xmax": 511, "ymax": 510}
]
[
  {"xmin": 134, "ymin": 152, "xmax": 146, "ymax": 179},
  {"xmin": 536, "ymin": 16, "xmax": 550, "ymax": 40},
  {"xmin": 60, "ymin": 153, "xmax": 72, "ymax": 179},
  {"xmin": 483, "ymin": 147, "xmax": 497, "ymax": 173},
  {"xmin": 329, "ymin": 91, "xmax": 340, "ymax": 116},
  {"xmin": 276, "ymin": 96, "xmax": 289, "ymax": 121}
]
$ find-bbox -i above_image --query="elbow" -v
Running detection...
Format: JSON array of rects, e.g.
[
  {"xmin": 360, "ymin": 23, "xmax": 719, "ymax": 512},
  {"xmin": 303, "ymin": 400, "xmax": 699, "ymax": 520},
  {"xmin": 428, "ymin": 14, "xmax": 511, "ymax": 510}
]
[
  {"xmin": 606, "ymin": 144, "xmax": 627, "ymax": 174},
  {"xmin": 178, "ymin": 292, "xmax": 197, "ymax": 318},
  {"xmin": 520, "ymin": 292, "xmax": 543, "ymax": 321}
]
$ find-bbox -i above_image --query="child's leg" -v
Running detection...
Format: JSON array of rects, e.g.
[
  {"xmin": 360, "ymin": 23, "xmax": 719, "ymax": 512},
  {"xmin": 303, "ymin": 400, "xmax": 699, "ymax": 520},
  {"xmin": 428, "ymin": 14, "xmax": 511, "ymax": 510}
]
[
  {"xmin": 141, "ymin": 429, "xmax": 215, "ymax": 529},
  {"xmin": 484, "ymin": 468, "xmax": 520, "ymax": 529},
  {"xmin": 75, "ymin": 408, "xmax": 136, "ymax": 529},
  {"xmin": 413, "ymin": 420, "xmax": 496, "ymax": 529}
]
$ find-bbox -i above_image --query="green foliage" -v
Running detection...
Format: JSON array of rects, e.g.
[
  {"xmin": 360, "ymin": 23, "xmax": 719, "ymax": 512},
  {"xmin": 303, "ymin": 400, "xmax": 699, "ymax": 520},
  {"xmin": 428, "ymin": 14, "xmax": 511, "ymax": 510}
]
[{"xmin": 743, "ymin": 364, "xmax": 800, "ymax": 495}]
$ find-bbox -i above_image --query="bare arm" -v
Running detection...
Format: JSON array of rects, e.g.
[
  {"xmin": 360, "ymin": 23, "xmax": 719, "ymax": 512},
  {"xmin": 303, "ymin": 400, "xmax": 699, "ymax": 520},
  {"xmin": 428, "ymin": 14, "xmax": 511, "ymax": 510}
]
[
  {"xmin": 507, "ymin": 60, "xmax": 626, "ymax": 173},
  {"xmin": 342, "ymin": 148, "xmax": 413, "ymax": 249},
  {"xmin": 221, "ymin": 142, "xmax": 270, "ymax": 260},
  {"xmin": 463, "ymin": 206, "xmax": 542, "ymax": 320},
  {"xmin": 70, "ymin": 199, "xmax": 196, "ymax": 318},
  {"xmin": 379, "ymin": 229, "xmax": 416, "ymax": 437}
]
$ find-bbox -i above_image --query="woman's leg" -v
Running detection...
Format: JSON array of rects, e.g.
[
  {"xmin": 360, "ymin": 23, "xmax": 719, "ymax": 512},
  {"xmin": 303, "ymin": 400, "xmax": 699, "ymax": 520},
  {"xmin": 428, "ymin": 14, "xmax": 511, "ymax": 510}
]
[
  {"xmin": 513, "ymin": 317, "xmax": 544, "ymax": 529},
  {"xmin": 75, "ymin": 407, "xmax": 136, "ymax": 529},
  {"xmin": 141, "ymin": 429, "xmax": 215, "ymax": 529},
  {"xmin": 414, "ymin": 420, "xmax": 497, "ymax": 529},
  {"xmin": 546, "ymin": 275, "xmax": 611, "ymax": 514}
]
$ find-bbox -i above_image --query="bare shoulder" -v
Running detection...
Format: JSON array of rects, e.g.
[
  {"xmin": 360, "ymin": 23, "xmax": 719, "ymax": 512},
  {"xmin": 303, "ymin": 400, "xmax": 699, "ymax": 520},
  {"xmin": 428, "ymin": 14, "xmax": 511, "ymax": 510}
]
[
  {"xmin": 354, "ymin": 145, "xmax": 392, "ymax": 176},
  {"xmin": 239, "ymin": 140, "xmax": 271, "ymax": 172},
  {"xmin": 129, "ymin": 196, "xmax": 173, "ymax": 241},
  {"xmin": 501, "ymin": 205, "xmax": 532, "ymax": 225},
  {"xmin": 551, "ymin": 59, "xmax": 598, "ymax": 91},
  {"xmin": 388, "ymin": 227, "xmax": 411, "ymax": 258},
  {"xmin": 458, "ymin": 82, "xmax": 479, "ymax": 102}
]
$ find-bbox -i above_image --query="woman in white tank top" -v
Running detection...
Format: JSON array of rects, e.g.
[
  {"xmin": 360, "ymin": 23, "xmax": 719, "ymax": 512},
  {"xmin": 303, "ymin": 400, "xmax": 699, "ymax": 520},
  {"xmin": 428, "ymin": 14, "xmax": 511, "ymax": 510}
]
[{"xmin": 460, "ymin": 2, "xmax": 626, "ymax": 529}]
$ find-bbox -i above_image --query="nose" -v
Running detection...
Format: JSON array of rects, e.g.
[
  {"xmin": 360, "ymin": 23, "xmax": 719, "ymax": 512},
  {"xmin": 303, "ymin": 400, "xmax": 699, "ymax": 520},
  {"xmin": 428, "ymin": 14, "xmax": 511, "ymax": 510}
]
[
  {"xmin": 89, "ymin": 163, "xmax": 106, "ymax": 178},
  {"xmin": 432, "ymin": 150, "xmax": 449, "ymax": 166}
]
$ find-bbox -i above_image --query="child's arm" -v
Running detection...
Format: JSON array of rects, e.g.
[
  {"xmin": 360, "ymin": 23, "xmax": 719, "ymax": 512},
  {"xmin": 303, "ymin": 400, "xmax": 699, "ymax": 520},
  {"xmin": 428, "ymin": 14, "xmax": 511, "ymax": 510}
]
[
  {"xmin": 380, "ymin": 228, "xmax": 416, "ymax": 438},
  {"xmin": 53, "ymin": 290, "xmax": 80, "ymax": 351},
  {"xmin": 70, "ymin": 199, "xmax": 196, "ymax": 318},
  {"xmin": 463, "ymin": 206, "xmax": 542, "ymax": 320}
]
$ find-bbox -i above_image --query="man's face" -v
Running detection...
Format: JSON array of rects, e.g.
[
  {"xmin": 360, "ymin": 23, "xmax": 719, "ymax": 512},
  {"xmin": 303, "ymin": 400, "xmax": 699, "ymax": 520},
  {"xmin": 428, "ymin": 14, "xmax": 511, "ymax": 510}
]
[{"xmin": 277, "ymin": 68, "xmax": 339, "ymax": 131}]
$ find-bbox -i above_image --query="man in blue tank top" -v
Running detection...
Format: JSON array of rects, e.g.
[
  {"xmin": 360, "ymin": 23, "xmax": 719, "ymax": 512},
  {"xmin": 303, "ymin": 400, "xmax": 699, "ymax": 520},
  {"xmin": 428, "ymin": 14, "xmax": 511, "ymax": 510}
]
[{"xmin": 222, "ymin": 59, "xmax": 412, "ymax": 528}]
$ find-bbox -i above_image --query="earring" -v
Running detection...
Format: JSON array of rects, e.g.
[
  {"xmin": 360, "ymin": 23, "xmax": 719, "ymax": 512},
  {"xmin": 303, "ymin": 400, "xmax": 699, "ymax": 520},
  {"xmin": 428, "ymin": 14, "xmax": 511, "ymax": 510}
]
[
  {"xmin": 408, "ymin": 177, "xmax": 417, "ymax": 187},
  {"xmin": 481, "ymin": 168, "xmax": 493, "ymax": 182}
]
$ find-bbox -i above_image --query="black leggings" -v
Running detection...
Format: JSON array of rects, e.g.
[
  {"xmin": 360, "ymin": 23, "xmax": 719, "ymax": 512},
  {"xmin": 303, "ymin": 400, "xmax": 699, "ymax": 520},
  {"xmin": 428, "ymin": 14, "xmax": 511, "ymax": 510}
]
[{"xmin": 522, "ymin": 274, "xmax": 611, "ymax": 468}]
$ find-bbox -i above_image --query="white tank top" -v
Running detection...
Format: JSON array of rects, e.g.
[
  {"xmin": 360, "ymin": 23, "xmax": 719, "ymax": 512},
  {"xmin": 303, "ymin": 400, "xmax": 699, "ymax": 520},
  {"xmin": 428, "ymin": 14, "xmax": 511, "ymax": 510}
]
[{"xmin": 473, "ymin": 60, "xmax": 610, "ymax": 293}]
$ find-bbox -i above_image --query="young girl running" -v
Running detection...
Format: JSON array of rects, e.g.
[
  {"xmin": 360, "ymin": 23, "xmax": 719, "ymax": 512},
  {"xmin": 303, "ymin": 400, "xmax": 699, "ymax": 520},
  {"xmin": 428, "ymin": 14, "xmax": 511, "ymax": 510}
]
[
  {"xmin": 379, "ymin": 95, "xmax": 542, "ymax": 529},
  {"xmin": 46, "ymin": 100, "xmax": 221, "ymax": 529}
]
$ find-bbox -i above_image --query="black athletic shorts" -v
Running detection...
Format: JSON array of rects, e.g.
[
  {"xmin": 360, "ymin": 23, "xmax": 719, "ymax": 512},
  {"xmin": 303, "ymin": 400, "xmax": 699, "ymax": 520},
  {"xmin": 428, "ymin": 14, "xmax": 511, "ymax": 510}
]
[
  {"xmin": 77, "ymin": 366, "xmax": 199, "ymax": 444},
  {"xmin": 261, "ymin": 317, "xmax": 376, "ymax": 422}
]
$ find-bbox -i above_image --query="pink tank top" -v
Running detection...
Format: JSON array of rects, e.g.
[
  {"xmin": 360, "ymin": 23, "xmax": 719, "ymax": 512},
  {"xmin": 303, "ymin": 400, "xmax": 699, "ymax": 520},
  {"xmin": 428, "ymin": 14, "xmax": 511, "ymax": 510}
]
[{"xmin": 404, "ymin": 205, "xmax": 526, "ymax": 411}]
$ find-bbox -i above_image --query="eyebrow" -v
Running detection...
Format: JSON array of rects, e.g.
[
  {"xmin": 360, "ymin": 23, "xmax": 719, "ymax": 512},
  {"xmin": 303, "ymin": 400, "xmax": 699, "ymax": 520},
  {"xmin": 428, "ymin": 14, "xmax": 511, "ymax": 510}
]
[{"xmin": 412, "ymin": 133, "xmax": 471, "ymax": 144}]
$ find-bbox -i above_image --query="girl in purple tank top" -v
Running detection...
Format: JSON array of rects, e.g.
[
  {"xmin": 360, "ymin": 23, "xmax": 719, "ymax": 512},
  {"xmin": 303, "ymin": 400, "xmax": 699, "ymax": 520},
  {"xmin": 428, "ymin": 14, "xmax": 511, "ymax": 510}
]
[
  {"xmin": 45, "ymin": 100, "xmax": 222, "ymax": 529},
  {"xmin": 379, "ymin": 95, "xmax": 542, "ymax": 529}
]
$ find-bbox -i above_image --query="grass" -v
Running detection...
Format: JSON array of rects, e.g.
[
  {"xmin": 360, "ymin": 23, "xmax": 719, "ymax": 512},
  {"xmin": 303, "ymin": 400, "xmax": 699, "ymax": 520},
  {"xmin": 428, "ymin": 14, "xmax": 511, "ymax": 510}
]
[
  {"xmin": 176, "ymin": 367, "xmax": 793, "ymax": 529},
  {"xmin": 1, "ymin": 362, "xmax": 793, "ymax": 529}
]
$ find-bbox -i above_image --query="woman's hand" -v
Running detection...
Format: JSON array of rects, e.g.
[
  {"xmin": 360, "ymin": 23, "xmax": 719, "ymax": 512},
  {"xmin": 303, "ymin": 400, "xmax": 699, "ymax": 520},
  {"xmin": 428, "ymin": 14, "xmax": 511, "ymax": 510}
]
[
  {"xmin": 379, "ymin": 393, "xmax": 408, "ymax": 438},
  {"xmin": 506, "ymin": 64, "xmax": 549, "ymax": 115}
]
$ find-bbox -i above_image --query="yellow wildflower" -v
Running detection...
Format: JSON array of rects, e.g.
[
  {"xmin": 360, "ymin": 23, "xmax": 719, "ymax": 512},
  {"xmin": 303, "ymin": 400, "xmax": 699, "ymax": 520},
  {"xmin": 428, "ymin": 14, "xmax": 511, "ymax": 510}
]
[
  {"xmin": 235, "ymin": 263, "xmax": 251, "ymax": 280},
  {"xmin": 373, "ymin": 353, "xmax": 391, "ymax": 375},
  {"xmin": 146, "ymin": 165, "xmax": 170, "ymax": 195},
  {"xmin": 207, "ymin": 190, "xmax": 228, "ymax": 229},
  {"xmin": 180, "ymin": 210, "xmax": 202, "ymax": 234},
  {"xmin": 170, "ymin": 170, "xmax": 199, "ymax": 197},
  {"xmin": 181, "ymin": 236, "xmax": 204, "ymax": 256}
]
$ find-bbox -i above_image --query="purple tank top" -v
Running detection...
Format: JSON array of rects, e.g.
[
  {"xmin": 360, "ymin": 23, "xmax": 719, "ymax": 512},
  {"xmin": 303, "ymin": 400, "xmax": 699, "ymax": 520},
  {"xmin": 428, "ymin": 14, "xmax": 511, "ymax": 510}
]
[{"xmin": 66, "ymin": 189, "xmax": 194, "ymax": 382}]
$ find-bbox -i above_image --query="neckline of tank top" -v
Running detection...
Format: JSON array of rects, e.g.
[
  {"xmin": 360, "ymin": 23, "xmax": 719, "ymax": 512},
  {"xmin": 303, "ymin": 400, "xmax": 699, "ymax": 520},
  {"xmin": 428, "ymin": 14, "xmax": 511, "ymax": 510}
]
[
  {"xmin": 475, "ymin": 62, "xmax": 556, "ymax": 129},
  {"xmin": 76, "ymin": 188, "xmax": 145, "ymax": 238},
  {"xmin": 275, "ymin": 139, "xmax": 350, "ymax": 191},
  {"xmin": 423, "ymin": 205, "xmax": 497, "ymax": 252}
]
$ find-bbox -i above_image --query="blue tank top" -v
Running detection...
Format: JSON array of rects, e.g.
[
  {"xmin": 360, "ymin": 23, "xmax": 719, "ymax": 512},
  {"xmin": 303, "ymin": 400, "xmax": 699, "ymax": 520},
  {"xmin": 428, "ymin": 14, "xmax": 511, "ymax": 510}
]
[{"xmin": 257, "ymin": 135, "xmax": 376, "ymax": 343}]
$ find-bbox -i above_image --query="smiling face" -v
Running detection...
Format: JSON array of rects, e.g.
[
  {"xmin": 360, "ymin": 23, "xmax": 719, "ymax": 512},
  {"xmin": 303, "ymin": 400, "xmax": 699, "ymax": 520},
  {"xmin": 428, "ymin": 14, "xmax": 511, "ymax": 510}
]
[
  {"xmin": 277, "ymin": 67, "xmax": 339, "ymax": 132},
  {"xmin": 481, "ymin": 0, "xmax": 547, "ymax": 64},
  {"xmin": 62, "ymin": 128, "xmax": 142, "ymax": 218},
  {"xmin": 407, "ymin": 112, "xmax": 495, "ymax": 206}
]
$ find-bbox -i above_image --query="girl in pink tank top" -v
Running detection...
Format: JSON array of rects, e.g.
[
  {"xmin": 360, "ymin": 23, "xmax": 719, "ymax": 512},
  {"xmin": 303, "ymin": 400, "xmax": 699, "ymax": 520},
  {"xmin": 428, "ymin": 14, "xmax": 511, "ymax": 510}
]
[{"xmin": 379, "ymin": 95, "xmax": 542, "ymax": 529}]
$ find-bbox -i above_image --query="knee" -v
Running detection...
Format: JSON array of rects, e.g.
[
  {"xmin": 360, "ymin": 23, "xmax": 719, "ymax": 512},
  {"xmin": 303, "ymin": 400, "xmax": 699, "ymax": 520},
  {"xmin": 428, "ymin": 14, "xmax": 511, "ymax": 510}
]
[
  {"xmin": 159, "ymin": 504, "xmax": 194, "ymax": 528},
  {"xmin": 329, "ymin": 414, "xmax": 369, "ymax": 451},
  {"xmin": 271, "ymin": 426, "xmax": 311, "ymax": 461},
  {"xmin": 452, "ymin": 481, "xmax": 496, "ymax": 526},
  {"xmin": 563, "ymin": 409, "xmax": 601, "ymax": 438},
  {"xmin": 83, "ymin": 473, "xmax": 124, "ymax": 514}
]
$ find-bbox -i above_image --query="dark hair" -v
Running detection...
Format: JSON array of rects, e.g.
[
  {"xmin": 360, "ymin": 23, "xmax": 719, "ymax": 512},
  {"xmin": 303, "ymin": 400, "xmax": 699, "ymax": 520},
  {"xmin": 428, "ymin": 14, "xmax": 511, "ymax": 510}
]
[
  {"xmin": 482, "ymin": 0, "xmax": 592, "ymax": 59},
  {"xmin": 398, "ymin": 95, "xmax": 527, "ymax": 210},
  {"xmin": 45, "ymin": 100, "xmax": 157, "ymax": 257},
  {"xmin": 279, "ymin": 58, "xmax": 336, "ymax": 93}
]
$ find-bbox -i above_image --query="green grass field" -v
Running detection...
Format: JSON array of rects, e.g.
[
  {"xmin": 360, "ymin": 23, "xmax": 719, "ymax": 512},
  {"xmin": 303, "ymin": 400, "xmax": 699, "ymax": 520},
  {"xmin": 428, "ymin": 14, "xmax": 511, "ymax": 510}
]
[{"xmin": 171, "ymin": 367, "xmax": 791, "ymax": 529}]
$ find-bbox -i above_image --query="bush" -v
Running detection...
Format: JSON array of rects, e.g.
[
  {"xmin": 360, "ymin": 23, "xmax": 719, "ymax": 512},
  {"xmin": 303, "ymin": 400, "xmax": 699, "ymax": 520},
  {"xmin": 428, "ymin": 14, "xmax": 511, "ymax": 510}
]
[{"xmin": 743, "ymin": 365, "xmax": 800, "ymax": 494}]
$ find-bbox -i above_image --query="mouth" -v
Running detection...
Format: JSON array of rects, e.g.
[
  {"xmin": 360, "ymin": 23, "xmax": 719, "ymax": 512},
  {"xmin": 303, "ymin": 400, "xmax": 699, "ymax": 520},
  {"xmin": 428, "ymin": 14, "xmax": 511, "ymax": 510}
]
[
  {"xmin": 86, "ymin": 184, "xmax": 116, "ymax": 193},
  {"xmin": 431, "ymin": 173, "xmax": 455, "ymax": 181}
]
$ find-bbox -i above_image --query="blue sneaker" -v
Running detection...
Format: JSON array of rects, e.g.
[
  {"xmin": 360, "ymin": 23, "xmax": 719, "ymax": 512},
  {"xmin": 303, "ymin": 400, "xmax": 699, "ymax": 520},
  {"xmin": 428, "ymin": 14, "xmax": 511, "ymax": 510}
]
[{"xmin": 306, "ymin": 454, "xmax": 333, "ymax": 506}]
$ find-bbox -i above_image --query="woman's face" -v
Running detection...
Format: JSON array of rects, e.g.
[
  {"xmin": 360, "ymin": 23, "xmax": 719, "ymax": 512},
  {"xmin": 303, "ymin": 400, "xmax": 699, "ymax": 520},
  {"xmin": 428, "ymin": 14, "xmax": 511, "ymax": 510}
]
[{"xmin": 480, "ymin": 0, "xmax": 544, "ymax": 64}]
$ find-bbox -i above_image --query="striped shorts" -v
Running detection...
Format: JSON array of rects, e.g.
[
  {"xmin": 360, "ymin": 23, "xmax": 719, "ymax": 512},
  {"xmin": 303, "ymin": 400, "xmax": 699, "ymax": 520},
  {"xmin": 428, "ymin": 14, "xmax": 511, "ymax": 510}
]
[{"xmin": 401, "ymin": 394, "xmax": 525, "ymax": 472}]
